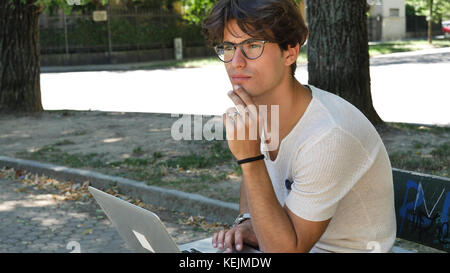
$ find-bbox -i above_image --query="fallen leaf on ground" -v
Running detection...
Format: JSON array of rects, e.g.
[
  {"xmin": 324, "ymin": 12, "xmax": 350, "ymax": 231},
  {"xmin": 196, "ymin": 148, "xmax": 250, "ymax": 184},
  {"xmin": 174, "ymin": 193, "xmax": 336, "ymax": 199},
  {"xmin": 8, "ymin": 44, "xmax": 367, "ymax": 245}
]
[{"xmin": 82, "ymin": 228, "xmax": 93, "ymax": 235}]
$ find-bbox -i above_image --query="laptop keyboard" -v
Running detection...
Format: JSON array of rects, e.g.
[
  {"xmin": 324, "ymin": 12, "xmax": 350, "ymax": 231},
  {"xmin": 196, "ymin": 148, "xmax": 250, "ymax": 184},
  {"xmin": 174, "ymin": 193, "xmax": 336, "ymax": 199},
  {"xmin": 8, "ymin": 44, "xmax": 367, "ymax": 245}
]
[{"xmin": 182, "ymin": 248, "xmax": 202, "ymax": 253}]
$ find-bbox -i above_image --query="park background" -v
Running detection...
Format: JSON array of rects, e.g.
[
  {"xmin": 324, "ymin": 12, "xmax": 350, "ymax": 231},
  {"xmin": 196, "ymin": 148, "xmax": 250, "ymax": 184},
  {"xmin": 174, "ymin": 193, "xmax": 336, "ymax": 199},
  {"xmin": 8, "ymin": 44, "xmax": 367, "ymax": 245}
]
[{"xmin": 0, "ymin": 0, "xmax": 449, "ymax": 253}]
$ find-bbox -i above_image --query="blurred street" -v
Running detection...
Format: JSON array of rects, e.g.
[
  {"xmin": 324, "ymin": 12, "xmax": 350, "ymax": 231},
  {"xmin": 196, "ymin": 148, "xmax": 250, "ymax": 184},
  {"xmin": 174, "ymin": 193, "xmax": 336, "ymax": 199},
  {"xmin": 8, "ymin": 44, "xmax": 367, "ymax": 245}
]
[{"xmin": 40, "ymin": 47, "xmax": 450, "ymax": 126}]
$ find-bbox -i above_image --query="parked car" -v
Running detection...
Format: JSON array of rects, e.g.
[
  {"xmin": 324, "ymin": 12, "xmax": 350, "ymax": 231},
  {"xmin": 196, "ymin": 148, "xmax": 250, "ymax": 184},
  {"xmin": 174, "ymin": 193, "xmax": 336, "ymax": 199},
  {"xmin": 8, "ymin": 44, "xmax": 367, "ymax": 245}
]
[{"xmin": 443, "ymin": 20, "xmax": 450, "ymax": 37}]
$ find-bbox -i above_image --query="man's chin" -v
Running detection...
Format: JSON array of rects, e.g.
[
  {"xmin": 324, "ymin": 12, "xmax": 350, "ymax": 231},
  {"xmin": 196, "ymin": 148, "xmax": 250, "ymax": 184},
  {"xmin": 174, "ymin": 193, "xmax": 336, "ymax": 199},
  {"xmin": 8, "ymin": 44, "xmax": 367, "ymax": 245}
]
[{"xmin": 230, "ymin": 84, "xmax": 260, "ymax": 99}]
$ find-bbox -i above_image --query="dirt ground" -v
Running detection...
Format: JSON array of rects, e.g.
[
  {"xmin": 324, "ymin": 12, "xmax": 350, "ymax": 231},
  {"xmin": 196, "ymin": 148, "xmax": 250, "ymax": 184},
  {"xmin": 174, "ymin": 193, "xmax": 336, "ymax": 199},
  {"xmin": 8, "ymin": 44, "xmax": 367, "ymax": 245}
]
[
  {"xmin": 0, "ymin": 110, "xmax": 243, "ymax": 202},
  {"xmin": 1, "ymin": 110, "xmax": 449, "ymax": 203},
  {"xmin": 0, "ymin": 167, "xmax": 228, "ymax": 252}
]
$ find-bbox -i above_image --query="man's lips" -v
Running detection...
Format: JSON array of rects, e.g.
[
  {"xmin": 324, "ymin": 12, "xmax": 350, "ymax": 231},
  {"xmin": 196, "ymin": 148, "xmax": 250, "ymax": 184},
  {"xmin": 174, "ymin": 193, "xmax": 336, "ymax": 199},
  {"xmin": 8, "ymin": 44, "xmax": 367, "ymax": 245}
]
[{"xmin": 231, "ymin": 75, "xmax": 251, "ymax": 83}]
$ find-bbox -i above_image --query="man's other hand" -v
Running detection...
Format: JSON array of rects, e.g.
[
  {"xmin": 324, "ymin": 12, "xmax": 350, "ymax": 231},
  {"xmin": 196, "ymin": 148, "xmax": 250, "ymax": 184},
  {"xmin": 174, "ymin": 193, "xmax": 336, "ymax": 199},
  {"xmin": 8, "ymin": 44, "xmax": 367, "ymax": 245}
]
[{"xmin": 211, "ymin": 220, "xmax": 258, "ymax": 253}]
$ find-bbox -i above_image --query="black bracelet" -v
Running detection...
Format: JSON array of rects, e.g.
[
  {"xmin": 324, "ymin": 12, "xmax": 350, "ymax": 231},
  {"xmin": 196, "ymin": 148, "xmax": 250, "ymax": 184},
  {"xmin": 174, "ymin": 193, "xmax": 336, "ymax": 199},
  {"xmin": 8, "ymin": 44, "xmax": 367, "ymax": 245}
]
[{"xmin": 237, "ymin": 154, "xmax": 265, "ymax": 165}]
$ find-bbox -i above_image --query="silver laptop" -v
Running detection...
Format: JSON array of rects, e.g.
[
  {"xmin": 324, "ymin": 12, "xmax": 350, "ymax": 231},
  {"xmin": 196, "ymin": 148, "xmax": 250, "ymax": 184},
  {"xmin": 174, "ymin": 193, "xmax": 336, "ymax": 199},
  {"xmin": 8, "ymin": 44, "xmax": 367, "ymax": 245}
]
[{"xmin": 88, "ymin": 186, "xmax": 260, "ymax": 253}]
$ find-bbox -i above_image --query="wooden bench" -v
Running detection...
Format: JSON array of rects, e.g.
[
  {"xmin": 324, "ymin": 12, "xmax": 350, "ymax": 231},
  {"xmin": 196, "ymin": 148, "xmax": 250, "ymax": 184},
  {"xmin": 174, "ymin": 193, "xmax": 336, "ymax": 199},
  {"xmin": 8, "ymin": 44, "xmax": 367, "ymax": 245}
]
[{"xmin": 392, "ymin": 168, "xmax": 449, "ymax": 252}]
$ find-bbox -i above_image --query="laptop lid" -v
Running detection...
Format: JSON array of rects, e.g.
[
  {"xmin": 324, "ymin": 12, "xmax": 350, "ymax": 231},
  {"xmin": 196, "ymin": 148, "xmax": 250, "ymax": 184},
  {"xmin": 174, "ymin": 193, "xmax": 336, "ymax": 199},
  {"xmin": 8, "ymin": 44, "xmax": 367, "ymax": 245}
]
[{"xmin": 88, "ymin": 186, "xmax": 180, "ymax": 253}]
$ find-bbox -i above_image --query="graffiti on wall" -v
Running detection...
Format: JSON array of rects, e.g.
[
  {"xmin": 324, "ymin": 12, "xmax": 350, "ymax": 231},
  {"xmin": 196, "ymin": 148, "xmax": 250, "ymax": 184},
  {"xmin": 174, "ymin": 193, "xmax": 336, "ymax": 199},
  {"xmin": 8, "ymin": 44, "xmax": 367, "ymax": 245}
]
[{"xmin": 398, "ymin": 179, "xmax": 449, "ymax": 248}]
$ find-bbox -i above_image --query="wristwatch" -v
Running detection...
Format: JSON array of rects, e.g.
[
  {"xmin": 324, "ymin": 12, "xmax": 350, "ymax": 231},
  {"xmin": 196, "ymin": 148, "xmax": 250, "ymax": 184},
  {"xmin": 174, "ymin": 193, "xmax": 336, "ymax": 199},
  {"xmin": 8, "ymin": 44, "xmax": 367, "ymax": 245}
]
[{"xmin": 233, "ymin": 213, "xmax": 251, "ymax": 226}]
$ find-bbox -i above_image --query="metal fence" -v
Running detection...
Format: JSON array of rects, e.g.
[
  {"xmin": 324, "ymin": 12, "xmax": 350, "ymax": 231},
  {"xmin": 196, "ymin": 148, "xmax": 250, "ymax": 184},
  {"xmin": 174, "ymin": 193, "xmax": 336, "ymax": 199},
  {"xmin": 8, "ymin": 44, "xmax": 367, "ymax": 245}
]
[
  {"xmin": 38, "ymin": 6, "xmax": 212, "ymax": 64},
  {"xmin": 368, "ymin": 17, "xmax": 382, "ymax": 41},
  {"xmin": 406, "ymin": 15, "xmax": 442, "ymax": 33}
]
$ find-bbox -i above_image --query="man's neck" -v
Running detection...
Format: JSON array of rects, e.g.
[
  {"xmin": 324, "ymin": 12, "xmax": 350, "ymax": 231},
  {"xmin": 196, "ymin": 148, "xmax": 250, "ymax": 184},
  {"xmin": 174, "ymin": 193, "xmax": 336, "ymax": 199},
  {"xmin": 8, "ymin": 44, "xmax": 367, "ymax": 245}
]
[
  {"xmin": 251, "ymin": 76, "xmax": 308, "ymax": 142},
  {"xmin": 252, "ymin": 78, "xmax": 305, "ymax": 128},
  {"xmin": 252, "ymin": 77, "xmax": 299, "ymax": 109}
]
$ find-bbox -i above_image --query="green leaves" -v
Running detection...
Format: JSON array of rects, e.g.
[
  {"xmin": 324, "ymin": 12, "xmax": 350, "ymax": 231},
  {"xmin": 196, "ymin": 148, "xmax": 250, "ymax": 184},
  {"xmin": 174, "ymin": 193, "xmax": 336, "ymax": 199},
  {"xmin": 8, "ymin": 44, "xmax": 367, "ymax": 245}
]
[
  {"xmin": 181, "ymin": 0, "xmax": 215, "ymax": 25},
  {"xmin": 405, "ymin": 0, "xmax": 450, "ymax": 23}
]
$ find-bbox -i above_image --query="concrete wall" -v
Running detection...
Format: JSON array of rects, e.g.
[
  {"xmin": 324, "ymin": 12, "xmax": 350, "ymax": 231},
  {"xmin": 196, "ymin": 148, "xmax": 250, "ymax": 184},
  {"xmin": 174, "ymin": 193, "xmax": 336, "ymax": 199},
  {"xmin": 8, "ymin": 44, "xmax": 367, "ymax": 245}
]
[
  {"xmin": 381, "ymin": 0, "xmax": 406, "ymax": 40},
  {"xmin": 369, "ymin": 0, "xmax": 406, "ymax": 41},
  {"xmin": 41, "ymin": 46, "xmax": 216, "ymax": 67},
  {"xmin": 382, "ymin": 16, "xmax": 406, "ymax": 40}
]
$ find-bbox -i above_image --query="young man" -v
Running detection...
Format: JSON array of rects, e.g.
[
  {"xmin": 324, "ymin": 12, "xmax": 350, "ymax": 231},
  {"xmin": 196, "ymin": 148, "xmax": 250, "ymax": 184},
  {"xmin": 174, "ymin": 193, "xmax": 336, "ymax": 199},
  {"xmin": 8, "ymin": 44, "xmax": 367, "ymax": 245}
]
[{"xmin": 202, "ymin": 0, "xmax": 396, "ymax": 253}]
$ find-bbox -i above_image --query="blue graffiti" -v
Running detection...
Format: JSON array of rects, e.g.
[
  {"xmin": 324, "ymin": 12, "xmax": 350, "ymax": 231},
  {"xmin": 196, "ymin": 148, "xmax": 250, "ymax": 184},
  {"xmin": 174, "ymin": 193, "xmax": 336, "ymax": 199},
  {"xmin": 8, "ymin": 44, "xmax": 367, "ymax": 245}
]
[
  {"xmin": 438, "ymin": 192, "xmax": 450, "ymax": 242},
  {"xmin": 398, "ymin": 180, "xmax": 449, "ymax": 245}
]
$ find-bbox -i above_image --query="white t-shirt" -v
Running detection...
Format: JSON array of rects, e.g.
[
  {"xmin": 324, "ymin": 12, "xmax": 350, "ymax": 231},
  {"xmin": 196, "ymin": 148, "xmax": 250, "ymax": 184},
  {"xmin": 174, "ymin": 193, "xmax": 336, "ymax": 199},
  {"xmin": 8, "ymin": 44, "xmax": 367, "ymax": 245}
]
[{"xmin": 260, "ymin": 84, "xmax": 397, "ymax": 253}]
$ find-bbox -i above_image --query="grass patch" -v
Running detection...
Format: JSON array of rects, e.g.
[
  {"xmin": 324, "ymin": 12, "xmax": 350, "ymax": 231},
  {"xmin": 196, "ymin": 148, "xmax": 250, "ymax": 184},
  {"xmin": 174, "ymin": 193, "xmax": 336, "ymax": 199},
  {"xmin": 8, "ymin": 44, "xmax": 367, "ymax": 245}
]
[
  {"xmin": 431, "ymin": 142, "xmax": 450, "ymax": 158},
  {"xmin": 132, "ymin": 146, "xmax": 144, "ymax": 156},
  {"xmin": 122, "ymin": 157, "xmax": 150, "ymax": 167},
  {"xmin": 390, "ymin": 151, "xmax": 438, "ymax": 171},
  {"xmin": 152, "ymin": 151, "xmax": 163, "ymax": 159},
  {"xmin": 386, "ymin": 122, "xmax": 450, "ymax": 136},
  {"xmin": 369, "ymin": 43, "xmax": 412, "ymax": 55},
  {"xmin": 412, "ymin": 140, "xmax": 425, "ymax": 149},
  {"xmin": 164, "ymin": 153, "xmax": 211, "ymax": 169},
  {"xmin": 163, "ymin": 140, "xmax": 233, "ymax": 170},
  {"xmin": 16, "ymin": 145, "xmax": 106, "ymax": 169},
  {"xmin": 53, "ymin": 139, "xmax": 75, "ymax": 146},
  {"xmin": 386, "ymin": 123, "xmax": 449, "ymax": 178},
  {"xmin": 72, "ymin": 130, "xmax": 87, "ymax": 136},
  {"xmin": 149, "ymin": 173, "xmax": 227, "ymax": 193},
  {"xmin": 206, "ymin": 141, "xmax": 234, "ymax": 163},
  {"xmin": 108, "ymin": 150, "xmax": 165, "ymax": 167},
  {"xmin": 389, "ymin": 148, "xmax": 449, "ymax": 178},
  {"xmin": 369, "ymin": 38, "xmax": 450, "ymax": 56},
  {"xmin": 13, "ymin": 141, "xmax": 239, "ymax": 202},
  {"xmin": 232, "ymin": 164, "xmax": 243, "ymax": 176}
]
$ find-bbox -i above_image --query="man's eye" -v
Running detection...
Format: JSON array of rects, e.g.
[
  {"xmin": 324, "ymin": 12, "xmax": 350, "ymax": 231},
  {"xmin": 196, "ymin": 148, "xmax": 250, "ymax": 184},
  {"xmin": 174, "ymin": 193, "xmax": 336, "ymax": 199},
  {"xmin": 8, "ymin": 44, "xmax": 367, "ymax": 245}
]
[
  {"xmin": 248, "ymin": 43, "xmax": 262, "ymax": 48},
  {"xmin": 224, "ymin": 46, "xmax": 234, "ymax": 51}
]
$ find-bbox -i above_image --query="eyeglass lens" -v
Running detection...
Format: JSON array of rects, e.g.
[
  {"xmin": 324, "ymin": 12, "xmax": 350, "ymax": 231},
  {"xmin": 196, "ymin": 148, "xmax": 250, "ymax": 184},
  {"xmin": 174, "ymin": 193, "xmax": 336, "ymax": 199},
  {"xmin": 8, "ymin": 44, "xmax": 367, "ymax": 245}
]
[{"xmin": 216, "ymin": 40, "xmax": 265, "ymax": 62}]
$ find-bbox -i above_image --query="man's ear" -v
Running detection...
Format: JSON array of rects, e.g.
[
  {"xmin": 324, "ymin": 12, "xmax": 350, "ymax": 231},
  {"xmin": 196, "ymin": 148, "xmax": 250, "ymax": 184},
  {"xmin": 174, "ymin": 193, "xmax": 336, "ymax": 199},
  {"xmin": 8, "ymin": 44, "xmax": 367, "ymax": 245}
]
[{"xmin": 284, "ymin": 43, "xmax": 300, "ymax": 66}]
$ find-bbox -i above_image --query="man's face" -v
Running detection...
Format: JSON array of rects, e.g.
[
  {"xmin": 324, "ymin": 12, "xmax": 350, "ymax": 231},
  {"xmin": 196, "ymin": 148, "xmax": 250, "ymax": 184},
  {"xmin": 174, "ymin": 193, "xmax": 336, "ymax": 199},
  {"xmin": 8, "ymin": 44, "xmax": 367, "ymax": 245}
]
[{"xmin": 223, "ymin": 19, "xmax": 288, "ymax": 98}]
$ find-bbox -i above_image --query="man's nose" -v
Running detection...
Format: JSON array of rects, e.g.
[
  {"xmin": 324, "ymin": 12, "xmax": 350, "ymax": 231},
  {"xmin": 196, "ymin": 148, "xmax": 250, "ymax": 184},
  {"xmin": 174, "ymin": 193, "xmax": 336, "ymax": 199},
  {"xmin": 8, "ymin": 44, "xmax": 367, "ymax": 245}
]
[{"xmin": 231, "ymin": 47, "xmax": 246, "ymax": 68}]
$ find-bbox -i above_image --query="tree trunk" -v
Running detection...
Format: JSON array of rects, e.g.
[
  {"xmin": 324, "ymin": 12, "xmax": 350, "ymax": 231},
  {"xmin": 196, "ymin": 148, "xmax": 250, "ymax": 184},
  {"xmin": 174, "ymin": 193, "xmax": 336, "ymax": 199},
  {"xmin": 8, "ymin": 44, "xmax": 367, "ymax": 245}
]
[
  {"xmin": 306, "ymin": 0, "xmax": 383, "ymax": 125},
  {"xmin": 0, "ymin": 0, "xmax": 43, "ymax": 113},
  {"xmin": 428, "ymin": 0, "xmax": 433, "ymax": 44}
]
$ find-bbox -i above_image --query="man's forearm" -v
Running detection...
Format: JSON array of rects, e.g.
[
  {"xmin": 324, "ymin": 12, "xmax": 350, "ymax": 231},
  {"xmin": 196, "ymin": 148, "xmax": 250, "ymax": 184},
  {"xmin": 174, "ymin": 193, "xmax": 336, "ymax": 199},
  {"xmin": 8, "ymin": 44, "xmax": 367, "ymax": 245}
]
[
  {"xmin": 241, "ymin": 160, "xmax": 298, "ymax": 252},
  {"xmin": 239, "ymin": 177, "xmax": 249, "ymax": 214}
]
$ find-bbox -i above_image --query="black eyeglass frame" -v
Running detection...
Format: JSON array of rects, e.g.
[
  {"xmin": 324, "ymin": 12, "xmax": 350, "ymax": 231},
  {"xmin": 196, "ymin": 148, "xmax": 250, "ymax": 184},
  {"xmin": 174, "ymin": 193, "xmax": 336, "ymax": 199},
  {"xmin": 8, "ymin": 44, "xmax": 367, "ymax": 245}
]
[{"xmin": 214, "ymin": 39, "xmax": 272, "ymax": 63}]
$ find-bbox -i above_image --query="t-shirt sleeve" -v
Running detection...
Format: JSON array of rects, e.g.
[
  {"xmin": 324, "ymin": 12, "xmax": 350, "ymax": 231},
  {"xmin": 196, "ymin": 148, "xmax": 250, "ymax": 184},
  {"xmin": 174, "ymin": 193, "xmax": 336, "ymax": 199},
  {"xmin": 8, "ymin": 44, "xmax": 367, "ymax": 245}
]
[{"xmin": 285, "ymin": 126, "xmax": 372, "ymax": 222}]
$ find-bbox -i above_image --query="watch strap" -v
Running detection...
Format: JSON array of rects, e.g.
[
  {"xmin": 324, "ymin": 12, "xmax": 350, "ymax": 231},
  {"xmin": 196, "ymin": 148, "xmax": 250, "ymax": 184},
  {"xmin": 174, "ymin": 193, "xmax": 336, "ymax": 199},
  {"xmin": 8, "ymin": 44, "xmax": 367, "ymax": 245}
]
[{"xmin": 233, "ymin": 213, "xmax": 251, "ymax": 226}]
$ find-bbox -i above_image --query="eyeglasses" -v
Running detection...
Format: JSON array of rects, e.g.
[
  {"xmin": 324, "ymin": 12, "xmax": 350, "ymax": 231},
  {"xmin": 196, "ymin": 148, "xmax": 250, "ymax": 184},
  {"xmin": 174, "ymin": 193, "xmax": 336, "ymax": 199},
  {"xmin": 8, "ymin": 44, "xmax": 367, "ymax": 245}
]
[{"xmin": 214, "ymin": 39, "xmax": 271, "ymax": 63}]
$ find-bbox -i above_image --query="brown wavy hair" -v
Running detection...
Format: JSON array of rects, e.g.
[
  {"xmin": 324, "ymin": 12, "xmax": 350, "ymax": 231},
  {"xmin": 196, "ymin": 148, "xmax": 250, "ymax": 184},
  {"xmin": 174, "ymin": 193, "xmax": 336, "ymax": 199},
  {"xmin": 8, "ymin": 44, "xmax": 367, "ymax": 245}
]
[{"xmin": 202, "ymin": 0, "xmax": 309, "ymax": 77}]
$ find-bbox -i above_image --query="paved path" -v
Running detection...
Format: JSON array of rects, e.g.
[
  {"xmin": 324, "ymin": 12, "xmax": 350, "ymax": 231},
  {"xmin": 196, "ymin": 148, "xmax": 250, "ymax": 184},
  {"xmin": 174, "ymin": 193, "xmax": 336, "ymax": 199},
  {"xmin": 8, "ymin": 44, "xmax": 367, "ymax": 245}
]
[
  {"xmin": 0, "ymin": 178, "xmax": 131, "ymax": 253},
  {"xmin": 40, "ymin": 47, "xmax": 450, "ymax": 126},
  {"xmin": 0, "ymin": 177, "xmax": 213, "ymax": 253},
  {"xmin": 369, "ymin": 47, "xmax": 450, "ymax": 126}
]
